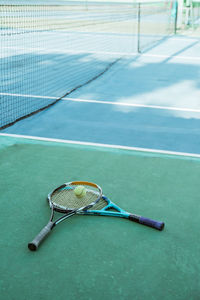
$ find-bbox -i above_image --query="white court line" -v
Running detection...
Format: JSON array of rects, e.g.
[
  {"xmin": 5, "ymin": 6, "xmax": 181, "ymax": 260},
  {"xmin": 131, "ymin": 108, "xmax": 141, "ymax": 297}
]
[
  {"xmin": 1, "ymin": 133, "xmax": 200, "ymax": 159},
  {"xmin": 1, "ymin": 93, "xmax": 200, "ymax": 113},
  {"xmin": 142, "ymin": 53, "xmax": 200, "ymax": 61},
  {"xmin": 2, "ymin": 47, "xmax": 130, "ymax": 56},
  {"xmin": 64, "ymin": 97, "xmax": 200, "ymax": 113},
  {"xmin": 168, "ymin": 36, "xmax": 200, "ymax": 42},
  {"xmin": 2, "ymin": 46, "xmax": 200, "ymax": 61},
  {"xmin": 0, "ymin": 92, "xmax": 57, "ymax": 100}
]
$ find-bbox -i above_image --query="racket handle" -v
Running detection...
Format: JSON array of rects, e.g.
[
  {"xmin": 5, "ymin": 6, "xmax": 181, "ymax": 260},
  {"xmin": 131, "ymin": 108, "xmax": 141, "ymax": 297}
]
[
  {"xmin": 28, "ymin": 221, "xmax": 54, "ymax": 251},
  {"xmin": 129, "ymin": 214, "xmax": 164, "ymax": 230}
]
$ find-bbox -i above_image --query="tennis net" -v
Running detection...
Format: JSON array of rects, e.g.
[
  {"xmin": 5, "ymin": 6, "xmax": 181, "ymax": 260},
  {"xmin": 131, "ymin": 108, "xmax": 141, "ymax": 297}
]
[
  {"xmin": 0, "ymin": 0, "xmax": 138, "ymax": 129},
  {"xmin": 137, "ymin": 0, "xmax": 177, "ymax": 52},
  {"xmin": 0, "ymin": 1, "xmax": 177, "ymax": 129}
]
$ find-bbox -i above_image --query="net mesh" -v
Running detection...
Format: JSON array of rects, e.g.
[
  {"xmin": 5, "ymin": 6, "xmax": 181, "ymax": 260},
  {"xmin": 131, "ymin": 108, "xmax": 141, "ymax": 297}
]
[
  {"xmin": 137, "ymin": 0, "xmax": 177, "ymax": 52},
  {"xmin": 0, "ymin": 1, "xmax": 177, "ymax": 129},
  {"xmin": 0, "ymin": 0, "xmax": 138, "ymax": 129}
]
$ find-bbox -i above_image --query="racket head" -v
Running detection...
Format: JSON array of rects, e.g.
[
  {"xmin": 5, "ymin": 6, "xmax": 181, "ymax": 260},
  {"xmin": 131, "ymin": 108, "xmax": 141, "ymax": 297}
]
[{"xmin": 47, "ymin": 181, "xmax": 102, "ymax": 213}]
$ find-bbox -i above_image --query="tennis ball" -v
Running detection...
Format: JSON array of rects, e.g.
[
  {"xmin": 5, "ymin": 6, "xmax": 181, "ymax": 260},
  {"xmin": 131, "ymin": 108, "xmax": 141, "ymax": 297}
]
[{"xmin": 74, "ymin": 185, "xmax": 86, "ymax": 198}]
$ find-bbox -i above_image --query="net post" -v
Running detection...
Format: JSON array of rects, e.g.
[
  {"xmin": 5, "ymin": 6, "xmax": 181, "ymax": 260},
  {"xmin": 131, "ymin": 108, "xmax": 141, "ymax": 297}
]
[{"xmin": 173, "ymin": 0, "xmax": 178, "ymax": 34}]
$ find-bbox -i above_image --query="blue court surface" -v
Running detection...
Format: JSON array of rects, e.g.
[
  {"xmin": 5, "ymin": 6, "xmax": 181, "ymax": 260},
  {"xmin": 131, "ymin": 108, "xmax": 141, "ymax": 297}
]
[{"xmin": 2, "ymin": 36, "xmax": 200, "ymax": 156}]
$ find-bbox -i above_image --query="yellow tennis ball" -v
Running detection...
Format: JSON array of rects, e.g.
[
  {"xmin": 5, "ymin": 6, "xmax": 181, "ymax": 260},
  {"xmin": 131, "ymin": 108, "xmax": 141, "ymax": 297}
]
[{"xmin": 74, "ymin": 185, "xmax": 86, "ymax": 198}]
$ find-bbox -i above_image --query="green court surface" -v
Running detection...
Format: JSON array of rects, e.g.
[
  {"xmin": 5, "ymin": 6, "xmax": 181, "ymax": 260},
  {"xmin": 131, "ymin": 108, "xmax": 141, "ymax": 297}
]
[{"xmin": 0, "ymin": 135, "xmax": 200, "ymax": 300}]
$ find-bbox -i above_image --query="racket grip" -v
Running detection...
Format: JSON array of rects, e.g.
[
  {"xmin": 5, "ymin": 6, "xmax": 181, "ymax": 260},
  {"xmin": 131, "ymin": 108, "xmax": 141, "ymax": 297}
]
[
  {"xmin": 28, "ymin": 221, "xmax": 54, "ymax": 251},
  {"xmin": 129, "ymin": 215, "xmax": 164, "ymax": 230}
]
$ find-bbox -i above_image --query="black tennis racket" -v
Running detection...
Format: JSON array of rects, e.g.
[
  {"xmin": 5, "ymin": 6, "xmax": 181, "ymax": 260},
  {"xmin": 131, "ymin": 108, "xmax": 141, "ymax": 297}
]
[
  {"xmin": 77, "ymin": 195, "xmax": 164, "ymax": 230},
  {"xmin": 28, "ymin": 181, "xmax": 102, "ymax": 251}
]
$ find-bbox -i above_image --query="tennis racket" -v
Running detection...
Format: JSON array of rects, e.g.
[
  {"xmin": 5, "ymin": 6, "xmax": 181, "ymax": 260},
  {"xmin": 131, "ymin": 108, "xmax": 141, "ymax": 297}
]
[
  {"xmin": 78, "ymin": 195, "xmax": 164, "ymax": 230},
  {"xmin": 28, "ymin": 181, "xmax": 102, "ymax": 251}
]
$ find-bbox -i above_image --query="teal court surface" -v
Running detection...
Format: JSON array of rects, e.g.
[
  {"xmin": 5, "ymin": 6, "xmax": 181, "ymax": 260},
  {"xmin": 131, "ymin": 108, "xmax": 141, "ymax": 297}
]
[{"xmin": 1, "ymin": 1, "xmax": 200, "ymax": 300}]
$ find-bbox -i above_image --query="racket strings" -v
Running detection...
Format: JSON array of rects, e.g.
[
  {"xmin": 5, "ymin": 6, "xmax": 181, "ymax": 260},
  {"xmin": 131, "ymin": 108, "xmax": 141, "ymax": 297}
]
[
  {"xmin": 88, "ymin": 197, "xmax": 108, "ymax": 210},
  {"xmin": 51, "ymin": 188, "xmax": 99, "ymax": 210}
]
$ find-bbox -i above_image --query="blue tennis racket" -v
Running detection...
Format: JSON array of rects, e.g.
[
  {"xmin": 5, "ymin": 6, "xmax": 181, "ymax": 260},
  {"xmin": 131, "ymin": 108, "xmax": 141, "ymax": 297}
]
[
  {"xmin": 47, "ymin": 187, "xmax": 164, "ymax": 231},
  {"xmin": 78, "ymin": 195, "xmax": 164, "ymax": 230}
]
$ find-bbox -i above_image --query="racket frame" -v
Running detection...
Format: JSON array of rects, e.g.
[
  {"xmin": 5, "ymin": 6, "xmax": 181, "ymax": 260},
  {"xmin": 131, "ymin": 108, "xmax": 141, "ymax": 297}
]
[
  {"xmin": 78, "ymin": 195, "xmax": 165, "ymax": 231},
  {"xmin": 49, "ymin": 187, "xmax": 164, "ymax": 231},
  {"xmin": 48, "ymin": 181, "xmax": 102, "ymax": 212},
  {"xmin": 28, "ymin": 181, "xmax": 102, "ymax": 251}
]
